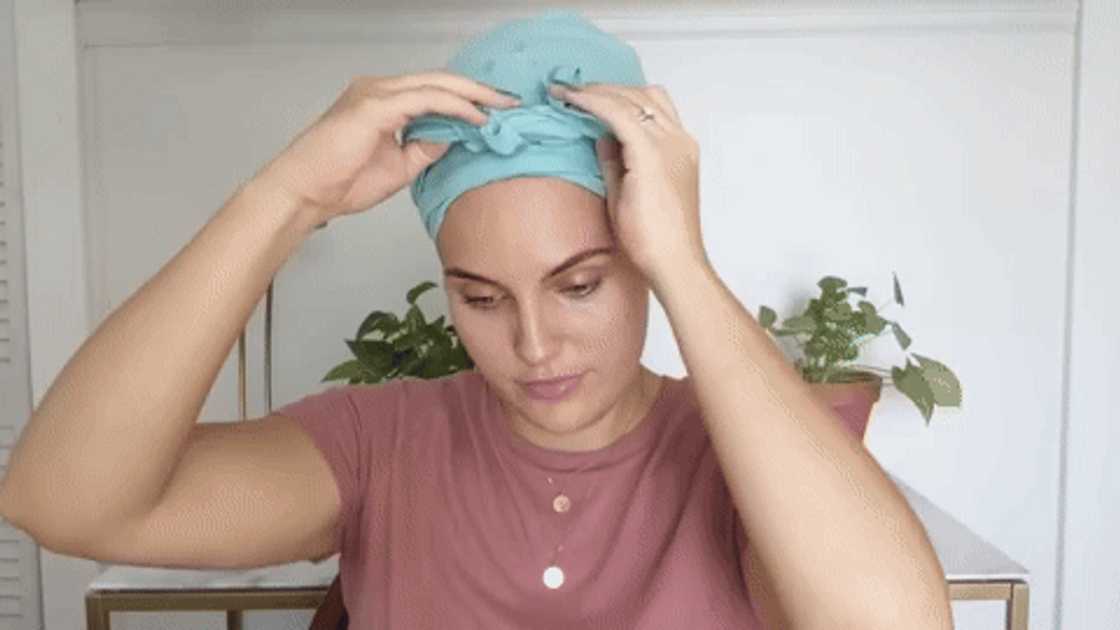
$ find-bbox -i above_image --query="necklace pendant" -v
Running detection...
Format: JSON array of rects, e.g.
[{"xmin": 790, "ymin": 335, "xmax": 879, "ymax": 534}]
[
  {"xmin": 552, "ymin": 493, "xmax": 571, "ymax": 513},
  {"xmin": 543, "ymin": 565, "xmax": 565, "ymax": 589}
]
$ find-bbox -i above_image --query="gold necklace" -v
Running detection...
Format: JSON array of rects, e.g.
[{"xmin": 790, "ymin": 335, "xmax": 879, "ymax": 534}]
[{"xmin": 539, "ymin": 375, "xmax": 664, "ymax": 589}]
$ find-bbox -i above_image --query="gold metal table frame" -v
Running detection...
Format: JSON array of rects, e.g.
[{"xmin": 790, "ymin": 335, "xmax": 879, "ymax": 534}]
[
  {"xmin": 86, "ymin": 587, "xmax": 328, "ymax": 630},
  {"xmin": 84, "ymin": 578, "xmax": 1030, "ymax": 630}
]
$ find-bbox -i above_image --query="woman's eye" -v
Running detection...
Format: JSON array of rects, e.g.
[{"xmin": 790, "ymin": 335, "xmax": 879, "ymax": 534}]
[
  {"xmin": 464, "ymin": 295, "xmax": 499, "ymax": 308},
  {"xmin": 462, "ymin": 280, "xmax": 600, "ymax": 310},
  {"xmin": 565, "ymin": 280, "xmax": 600, "ymax": 298}
]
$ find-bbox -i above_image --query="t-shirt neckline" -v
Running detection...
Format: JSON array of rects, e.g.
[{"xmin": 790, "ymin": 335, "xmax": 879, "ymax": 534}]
[{"xmin": 477, "ymin": 370, "xmax": 678, "ymax": 472}]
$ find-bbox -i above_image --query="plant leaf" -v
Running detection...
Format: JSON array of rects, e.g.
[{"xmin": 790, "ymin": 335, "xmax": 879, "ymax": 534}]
[
  {"xmin": 405, "ymin": 304, "xmax": 426, "ymax": 332},
  {"xmin": 758, "ymin": 305, "xmax": 777, "ymax": 329},
  {"xmin": 861, "ymin": 308, "xmax": 888, "ymax": 334},
  {"xmin": 822, "ymin": 302, "xmax": 853, "ymax": 323},
  {"xmin": 783, "ymin": 314, "xmax": 817, "ymax": 334},
  {"xmin": 422, "ymin": 341, "xmax": 451, "ymax": 378},
  {"xmin": 451, "ymin": 341, "xmax": 474, "ymax": 370},
  {"xmin": 399, "ymin": 352, "xmax": 424, "ymax": 374},
  {"xmin": 407, "ymin": 281, "xmax": 438, "ymax": 305},
  {"xmin": 818, "ymin": 276, "xmax": 847, "ymax": 292},
  {"xmin": 893, "ymin": 271, "xmax": 905, "ymax": 307},
  {"xmin": 890, "ymin": 321, "xmax": 912, "ymax": 350},
  {"xmin": 912, "ymin": 353, "xmax": 962, "ymax": 406},
  {"xmin": 321, "ymin": 359, "xmax": 364, "ymax": 383},
  {"xmin": 356, "ymin": 310, "xmax": 398, "ymax": 340},
  {"xmin": 347, "ymin": 338, "xmax": 394, "ymax": 375},
  {"xmin": 892, "ymin": 362, "xmax": 935, "ymax": 425},
  {"xmin": 392, "ymin": 331, "xmax": 424, "ymax": 351}
]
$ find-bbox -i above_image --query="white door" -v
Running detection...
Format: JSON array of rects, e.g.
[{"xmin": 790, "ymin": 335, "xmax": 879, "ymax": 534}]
[{"xmin": 0, "ymin": 0, "xmax": 44, "ymax": 627}]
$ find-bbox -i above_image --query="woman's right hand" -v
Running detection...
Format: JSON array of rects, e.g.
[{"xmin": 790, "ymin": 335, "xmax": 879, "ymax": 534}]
[{"xmin": 251, "ymin": 71, "xmax": 520, "ymax": 223}]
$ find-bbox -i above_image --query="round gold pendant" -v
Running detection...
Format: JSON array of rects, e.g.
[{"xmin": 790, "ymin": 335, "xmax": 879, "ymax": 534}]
[
  {"xmin": 543, "ymin": 565, "xmax": 565, "ymax": 589},
  {"xmin": 552, "ymin": 493, "xmax": 571, "ymax": 512}
]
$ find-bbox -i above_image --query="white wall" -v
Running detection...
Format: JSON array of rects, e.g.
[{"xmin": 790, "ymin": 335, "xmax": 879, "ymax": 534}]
[
  {"xmin": 1057, "ymin": 0, "xmax": 1120, "ymax": 628},
  {"xmin": 14, "ymin": 1, "xmax": 1116, "ymax": 629}
]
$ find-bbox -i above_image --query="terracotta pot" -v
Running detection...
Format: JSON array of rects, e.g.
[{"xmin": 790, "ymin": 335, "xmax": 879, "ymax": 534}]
[{"xmin": 806, "ymin": 371, "xmax": 884, "ymax": 442}]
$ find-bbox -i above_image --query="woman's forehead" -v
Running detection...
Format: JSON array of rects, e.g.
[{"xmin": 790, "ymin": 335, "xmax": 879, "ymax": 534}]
[{"xmin": 437, "ymin": 177, "xmax": 611, "ymax": 260}]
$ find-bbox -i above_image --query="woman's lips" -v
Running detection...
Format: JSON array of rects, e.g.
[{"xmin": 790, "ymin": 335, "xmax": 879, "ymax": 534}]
[{"xmin": 520, "ymin": 372, "xmax": 585, "ymax": 401}]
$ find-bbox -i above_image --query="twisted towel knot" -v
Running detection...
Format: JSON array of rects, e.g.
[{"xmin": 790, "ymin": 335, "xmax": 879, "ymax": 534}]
[
  {"xmin": 405, "ymin": 64, "xmax": 607, "ymax": 157},
  {"xmin": 399, "ymin": 10, "xmax": 646, "ymax": 242}
]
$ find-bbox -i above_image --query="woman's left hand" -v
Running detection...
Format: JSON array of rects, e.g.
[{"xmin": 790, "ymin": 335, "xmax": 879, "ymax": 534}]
[{"xmin": 549, "ymin": 81, "xmax": 708, "ymax": 284}]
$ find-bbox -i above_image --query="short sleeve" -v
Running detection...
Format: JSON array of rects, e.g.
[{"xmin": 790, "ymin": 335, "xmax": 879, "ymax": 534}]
[{"xmin": 274, "ymin": 384, "xmax": 366, "ymax": 553}]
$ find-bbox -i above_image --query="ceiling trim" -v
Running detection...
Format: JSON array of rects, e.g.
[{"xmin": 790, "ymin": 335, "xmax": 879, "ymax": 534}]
[{"xmin": 76, "ymin": 2, "xmax": 1078, "ymax": 48}]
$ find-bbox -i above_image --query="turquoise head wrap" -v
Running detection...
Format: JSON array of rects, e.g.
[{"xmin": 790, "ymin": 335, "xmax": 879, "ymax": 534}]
[{"xmin": 401, "ymin": 9, "xmax": 647, "ymax": 242}]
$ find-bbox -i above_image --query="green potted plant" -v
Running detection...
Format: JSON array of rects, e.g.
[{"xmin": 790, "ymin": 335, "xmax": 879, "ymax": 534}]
[
  {"xmin": 322, "ymin": 280, "xmax": 474, "ymax": 385},
  {"xmin": 756, "ymin": 273, "xmax": 962, "ymax": 441}
]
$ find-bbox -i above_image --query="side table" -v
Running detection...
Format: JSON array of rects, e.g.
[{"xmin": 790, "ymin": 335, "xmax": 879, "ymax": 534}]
[
  {"xmin": 892, "ymin": 475, "xmax": 1030, "ymax": 630},
  {"xmin": 85, "ymin": 555, "xmax": 338, "ymax": 630}
]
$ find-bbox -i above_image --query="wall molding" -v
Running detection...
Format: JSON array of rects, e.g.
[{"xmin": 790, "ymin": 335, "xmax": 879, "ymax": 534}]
[{"xmin": 77, "ymin": 1, "xmax": 1079, "ymax": 48}]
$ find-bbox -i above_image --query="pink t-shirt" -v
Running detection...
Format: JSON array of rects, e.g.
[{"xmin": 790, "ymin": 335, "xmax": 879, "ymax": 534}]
[{"xmin": 276, "ymin": 369, "xmax": 761, "ymax": 629}]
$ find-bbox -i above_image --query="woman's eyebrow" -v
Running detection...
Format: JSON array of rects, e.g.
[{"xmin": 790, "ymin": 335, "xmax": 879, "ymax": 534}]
[{"xmin": 443, "ymin": 246, "xmax": 616, "ymax": 289}]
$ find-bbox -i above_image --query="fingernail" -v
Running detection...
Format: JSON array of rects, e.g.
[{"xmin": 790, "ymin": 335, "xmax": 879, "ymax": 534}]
[{"xmin": 494, "ymin": 88, "xmax": 522, "ymax": 104}]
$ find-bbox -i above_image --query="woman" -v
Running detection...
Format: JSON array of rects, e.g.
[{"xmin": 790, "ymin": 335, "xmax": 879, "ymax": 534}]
[{"xmin": 0, "ymin": 10, "xmax": 952, "ymax": 630}]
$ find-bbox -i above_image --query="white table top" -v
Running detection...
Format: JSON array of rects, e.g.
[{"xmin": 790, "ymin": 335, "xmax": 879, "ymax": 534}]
[
  {"xmin": 88, "ymin": 473, "xmax": 1028, "ymax": 591},
  {"xmin": 888, "ymin": 474, "xmax": 1027, "ymax": 582}
]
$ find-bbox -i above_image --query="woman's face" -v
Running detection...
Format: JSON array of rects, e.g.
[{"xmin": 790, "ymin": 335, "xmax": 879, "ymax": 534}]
[{"xmin": 437, "ymin": 176, "xmax": 655, "ymax": 451}]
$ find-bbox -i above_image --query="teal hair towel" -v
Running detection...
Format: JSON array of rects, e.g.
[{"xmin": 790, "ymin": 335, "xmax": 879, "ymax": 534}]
[{"xmin": 401, "ymin": 9, "xmax": 647, "ymax": 242}]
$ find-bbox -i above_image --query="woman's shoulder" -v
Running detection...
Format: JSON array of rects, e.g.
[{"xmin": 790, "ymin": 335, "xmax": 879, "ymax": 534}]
[{"xmin": 341, "ymin": 370, "xmax": 485, "ymax": 422}]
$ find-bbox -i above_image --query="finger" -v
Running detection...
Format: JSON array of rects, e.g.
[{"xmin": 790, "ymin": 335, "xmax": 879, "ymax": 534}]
[
  {"xmin": 643, "ymin": 85, "xmax": 682, "ymax": 125},
  {"xmin": 379, "ymin": 70, "xmax": 521, "ymax": 109},
  {"xmin": 387, "ymin": 85, "xmax": 494, "ymax": 127},
  {"xmin": 570, "ymin": 83, "xmax": 674, "ymax": 132},
  {"xmin": 402, "ymin": 140, "xmax": 450, "ymax": 178},
  {"xmin": 551, "ymin": 86, "xmax": 663, "ymax": 167},
  {"xmin": 553, "ymin": 88, "xmax": 655, "ymax": 173}
]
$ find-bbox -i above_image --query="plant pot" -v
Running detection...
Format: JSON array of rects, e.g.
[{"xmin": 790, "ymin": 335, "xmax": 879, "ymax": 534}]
[{"xmin": 806, "ymin": 371, "xmax": 884, "ymax": 442}]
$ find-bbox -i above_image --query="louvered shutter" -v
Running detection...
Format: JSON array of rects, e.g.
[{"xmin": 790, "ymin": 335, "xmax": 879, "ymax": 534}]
[{"xmin": 0, "ymin": 1, "xmax": 44, "ymax": 626}]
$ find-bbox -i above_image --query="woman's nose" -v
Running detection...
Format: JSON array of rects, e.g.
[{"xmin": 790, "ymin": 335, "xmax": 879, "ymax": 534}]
[{"xmin": 513, "ymin": 302, "xmax": 561, "ymax": 365}]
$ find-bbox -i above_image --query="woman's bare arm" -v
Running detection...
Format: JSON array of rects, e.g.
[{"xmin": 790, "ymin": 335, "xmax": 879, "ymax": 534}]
[
  {"xmin": 651, "ymin": 262, "xmax": 953, "ymax": 630},
  {"xmin": 0, "ymin": 177, "xmax": 320, "ymax": 550},
  {"xmin": 0, "ymin": 71, "xmax": 517, "ymax": 553}
]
